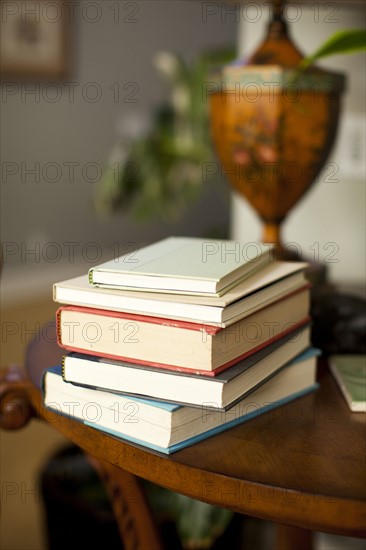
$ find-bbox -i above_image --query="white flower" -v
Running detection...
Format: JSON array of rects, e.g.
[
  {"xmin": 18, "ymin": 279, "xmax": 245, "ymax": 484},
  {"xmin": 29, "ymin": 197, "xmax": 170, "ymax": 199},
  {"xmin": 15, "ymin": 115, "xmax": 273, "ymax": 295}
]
[{"xmin": 153, "ymin": 51, "xmax": 181, "ymax": 81}]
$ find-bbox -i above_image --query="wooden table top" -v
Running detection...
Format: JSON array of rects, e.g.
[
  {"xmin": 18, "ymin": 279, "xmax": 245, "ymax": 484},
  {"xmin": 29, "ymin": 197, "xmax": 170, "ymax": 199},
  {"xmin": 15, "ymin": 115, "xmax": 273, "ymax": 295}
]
[{"xmin": 24, "ymin": 339, "xmax": 366, "ymax": 537}]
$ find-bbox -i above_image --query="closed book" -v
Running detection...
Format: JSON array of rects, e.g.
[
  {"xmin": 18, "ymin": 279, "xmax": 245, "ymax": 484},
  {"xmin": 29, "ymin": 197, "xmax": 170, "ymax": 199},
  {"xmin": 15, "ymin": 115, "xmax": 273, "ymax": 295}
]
[
  {"xmin": 56, "ymin": 288, "xmax": 310, "ymax": 374},
  {"xmin": 43, "ymin": 349, "xmax": 319, "ymax": 454},
  {"xmin": 329, "ymin": 355, "xmax": 366, "ymax": 412},
  {"xmin": 54, "ymin": 261, "xmax": 308, "ymax": 327},
  {"xmin": 89, "ymin": 237, "xmax": 273, "ymax": 296},
  {"xmin": 62, "ymin": 326, "xmax": 311, "ymax": 409}
]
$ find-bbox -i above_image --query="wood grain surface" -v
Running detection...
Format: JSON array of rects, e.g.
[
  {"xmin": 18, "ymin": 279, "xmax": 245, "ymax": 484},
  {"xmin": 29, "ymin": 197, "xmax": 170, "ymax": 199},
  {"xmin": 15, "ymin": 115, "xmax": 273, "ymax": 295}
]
[{"xmin": 1, "ymin": 342, "xmax": 365, "ymax": 539}]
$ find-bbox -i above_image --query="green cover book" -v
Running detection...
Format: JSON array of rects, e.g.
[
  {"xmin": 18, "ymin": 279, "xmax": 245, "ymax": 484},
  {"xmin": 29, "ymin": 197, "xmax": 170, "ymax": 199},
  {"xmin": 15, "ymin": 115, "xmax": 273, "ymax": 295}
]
[
  {"xmin": 329, "ymin": 355, "xmax": 366, "ymax": 412},
  {"xmin": 89, "ymin": 237, "xmax": 273, "ymax": 296}
]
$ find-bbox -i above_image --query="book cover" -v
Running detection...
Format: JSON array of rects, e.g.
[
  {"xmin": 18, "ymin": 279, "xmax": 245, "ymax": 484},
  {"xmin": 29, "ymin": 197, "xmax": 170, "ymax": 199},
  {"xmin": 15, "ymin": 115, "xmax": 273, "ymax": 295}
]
[
  {"xmin": 329, "ymin": 355, "xmax": 366, "ymax": 412},
  {"xmin": 89, "ymin": 237, "xmax": 273, "ymax": 295},
  {"xmin": 54, "ymin": 261, "xmax": 308, "ymax": 326}
]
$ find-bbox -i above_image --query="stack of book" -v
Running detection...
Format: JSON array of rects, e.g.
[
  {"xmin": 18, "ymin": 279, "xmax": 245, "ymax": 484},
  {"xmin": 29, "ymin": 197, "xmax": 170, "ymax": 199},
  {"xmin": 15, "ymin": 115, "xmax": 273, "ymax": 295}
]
[{"xmin": 43, "ymin": 237, "xmax": 319, "ymax": 454}]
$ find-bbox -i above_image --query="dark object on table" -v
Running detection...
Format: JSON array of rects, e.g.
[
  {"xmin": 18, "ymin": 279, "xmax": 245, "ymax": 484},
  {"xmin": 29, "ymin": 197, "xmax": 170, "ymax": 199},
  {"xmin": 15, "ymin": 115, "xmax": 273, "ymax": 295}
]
[{"xmin": 311, "ymin": 290, "xmax": 366, "ymax": 354}]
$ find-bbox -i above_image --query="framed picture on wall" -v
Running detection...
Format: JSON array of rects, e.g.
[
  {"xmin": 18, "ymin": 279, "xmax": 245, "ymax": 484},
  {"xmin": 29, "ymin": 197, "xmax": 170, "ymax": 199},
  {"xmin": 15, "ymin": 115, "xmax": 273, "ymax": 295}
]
[{"xmin": 0, "ymin": 0, "xmax": 70, "ymax": 79}]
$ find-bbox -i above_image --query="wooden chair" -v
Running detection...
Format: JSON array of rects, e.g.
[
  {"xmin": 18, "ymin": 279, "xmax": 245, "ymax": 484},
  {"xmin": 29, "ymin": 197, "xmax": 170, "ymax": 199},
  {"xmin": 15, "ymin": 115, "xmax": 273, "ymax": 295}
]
[{"xmin": 1, "ymin": 337, "xmax": 164, "ymax": 549}]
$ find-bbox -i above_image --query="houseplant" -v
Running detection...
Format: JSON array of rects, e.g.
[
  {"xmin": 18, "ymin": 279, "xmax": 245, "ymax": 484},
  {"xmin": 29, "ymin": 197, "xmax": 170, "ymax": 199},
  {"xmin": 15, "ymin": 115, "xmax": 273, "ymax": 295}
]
[{"xmin": 94, "ymin": 48, "xmax": 235, "ymax": 223}]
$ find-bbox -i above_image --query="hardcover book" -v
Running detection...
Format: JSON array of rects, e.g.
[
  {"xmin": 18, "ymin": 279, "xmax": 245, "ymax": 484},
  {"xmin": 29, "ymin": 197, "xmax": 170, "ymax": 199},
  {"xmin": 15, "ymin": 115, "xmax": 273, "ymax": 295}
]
[
  {"xmin": 62, "ymin": 326, "xmax": 311, "ymax": 409},
  {"xmin": 329, "ymin": 355, "xmax": 366, "ymax": 412},
  {"xmin": 54, "ymin": 261, "xmax": 308, "ymax": 327},
  {"xmin": 88, "ymin": 237, "xmax": 273, "ymax": 296},
  {"xmin": 43, "ymin": 349, "xmax": 319, "ymax": 454},
  {"xmin": 56, "ymin": 288, "xmax": 310, "ymax": 374}
]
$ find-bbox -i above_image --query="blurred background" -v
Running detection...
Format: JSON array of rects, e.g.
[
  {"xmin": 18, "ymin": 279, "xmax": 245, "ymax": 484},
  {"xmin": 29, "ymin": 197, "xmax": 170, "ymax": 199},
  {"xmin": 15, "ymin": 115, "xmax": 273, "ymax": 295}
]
[{"xmin": 1, "ymin": 1, "xmax": 365, "ymax": 549}]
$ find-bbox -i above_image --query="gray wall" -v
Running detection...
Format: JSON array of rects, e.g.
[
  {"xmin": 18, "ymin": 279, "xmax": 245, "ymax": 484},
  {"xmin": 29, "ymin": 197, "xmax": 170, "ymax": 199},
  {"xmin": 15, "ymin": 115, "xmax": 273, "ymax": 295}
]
[{"xmin": 1, "ymin": 1, "xmax": 236, "ymax": 281}]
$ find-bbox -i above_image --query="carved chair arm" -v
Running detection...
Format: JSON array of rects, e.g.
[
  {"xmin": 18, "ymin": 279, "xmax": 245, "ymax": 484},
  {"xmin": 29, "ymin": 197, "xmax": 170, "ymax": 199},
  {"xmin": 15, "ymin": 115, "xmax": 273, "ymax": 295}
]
[{"xmin": 0, "ymin": 365, "xmax": 37, "ymax": 430}]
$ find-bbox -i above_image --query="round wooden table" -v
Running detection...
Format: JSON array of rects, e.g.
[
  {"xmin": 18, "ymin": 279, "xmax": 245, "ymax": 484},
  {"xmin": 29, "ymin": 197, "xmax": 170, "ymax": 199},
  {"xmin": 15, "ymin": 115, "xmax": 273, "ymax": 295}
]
[{"xmin": 1, "ymin": 337, "xmax": 365, "ymax": 550}]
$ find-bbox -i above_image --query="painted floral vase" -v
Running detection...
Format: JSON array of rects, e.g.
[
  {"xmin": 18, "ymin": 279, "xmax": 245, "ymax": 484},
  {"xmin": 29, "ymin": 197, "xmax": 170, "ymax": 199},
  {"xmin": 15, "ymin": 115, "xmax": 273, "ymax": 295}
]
[{"xmin": 209, "ymin": 12, "xmax": 345, "ymax": 253}]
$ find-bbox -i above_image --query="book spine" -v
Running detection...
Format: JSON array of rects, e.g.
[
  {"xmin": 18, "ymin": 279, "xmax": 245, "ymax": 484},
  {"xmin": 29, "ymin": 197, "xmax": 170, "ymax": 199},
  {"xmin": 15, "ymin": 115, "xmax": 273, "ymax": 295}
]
[
  {"xmin": 61, "ymin": 356, "xmax": 66, "ymax": 381},
  {"xmin": 52, "ymin": 283, "xmax": 57, "ymax": 301},
  {"xmin": 55, "ymin": 308, "xmax": 63, "ymax": 346}
]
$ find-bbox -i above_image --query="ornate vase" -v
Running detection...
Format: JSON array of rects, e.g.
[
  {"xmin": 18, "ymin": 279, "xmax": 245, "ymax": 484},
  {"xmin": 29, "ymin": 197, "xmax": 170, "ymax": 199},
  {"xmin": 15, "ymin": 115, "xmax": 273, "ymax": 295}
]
[{"xmin": 209, "ymin": 5, "xmax": 345, "ymax": 257}]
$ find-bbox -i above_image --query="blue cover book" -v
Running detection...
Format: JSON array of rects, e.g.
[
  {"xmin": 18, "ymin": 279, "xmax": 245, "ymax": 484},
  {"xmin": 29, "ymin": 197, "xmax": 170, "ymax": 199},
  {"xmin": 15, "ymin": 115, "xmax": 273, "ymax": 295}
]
[{"xmin": 85, "ymin": 385, "xmax": 318, "ymax": 454}]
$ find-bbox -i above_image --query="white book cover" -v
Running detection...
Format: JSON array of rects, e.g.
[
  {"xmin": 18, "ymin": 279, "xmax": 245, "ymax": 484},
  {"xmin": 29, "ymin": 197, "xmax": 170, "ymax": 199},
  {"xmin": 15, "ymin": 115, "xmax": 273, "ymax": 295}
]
[{"xmin": 89, "ymin": 237, "xmax": 273, "ymax": 295}]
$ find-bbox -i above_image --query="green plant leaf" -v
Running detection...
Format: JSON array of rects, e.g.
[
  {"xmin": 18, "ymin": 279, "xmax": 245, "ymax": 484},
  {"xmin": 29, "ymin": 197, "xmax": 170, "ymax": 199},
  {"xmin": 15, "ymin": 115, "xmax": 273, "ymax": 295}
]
[{"xmin": 300, "ymin": 29, "xmax": 366, "ymax": 71}]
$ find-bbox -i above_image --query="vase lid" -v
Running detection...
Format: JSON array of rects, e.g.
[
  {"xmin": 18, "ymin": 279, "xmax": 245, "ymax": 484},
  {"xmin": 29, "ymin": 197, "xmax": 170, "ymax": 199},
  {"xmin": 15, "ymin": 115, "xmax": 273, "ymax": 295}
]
[{"xmin": 209, "ymin": 4, "xmax": 346, "ymax": 93}]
